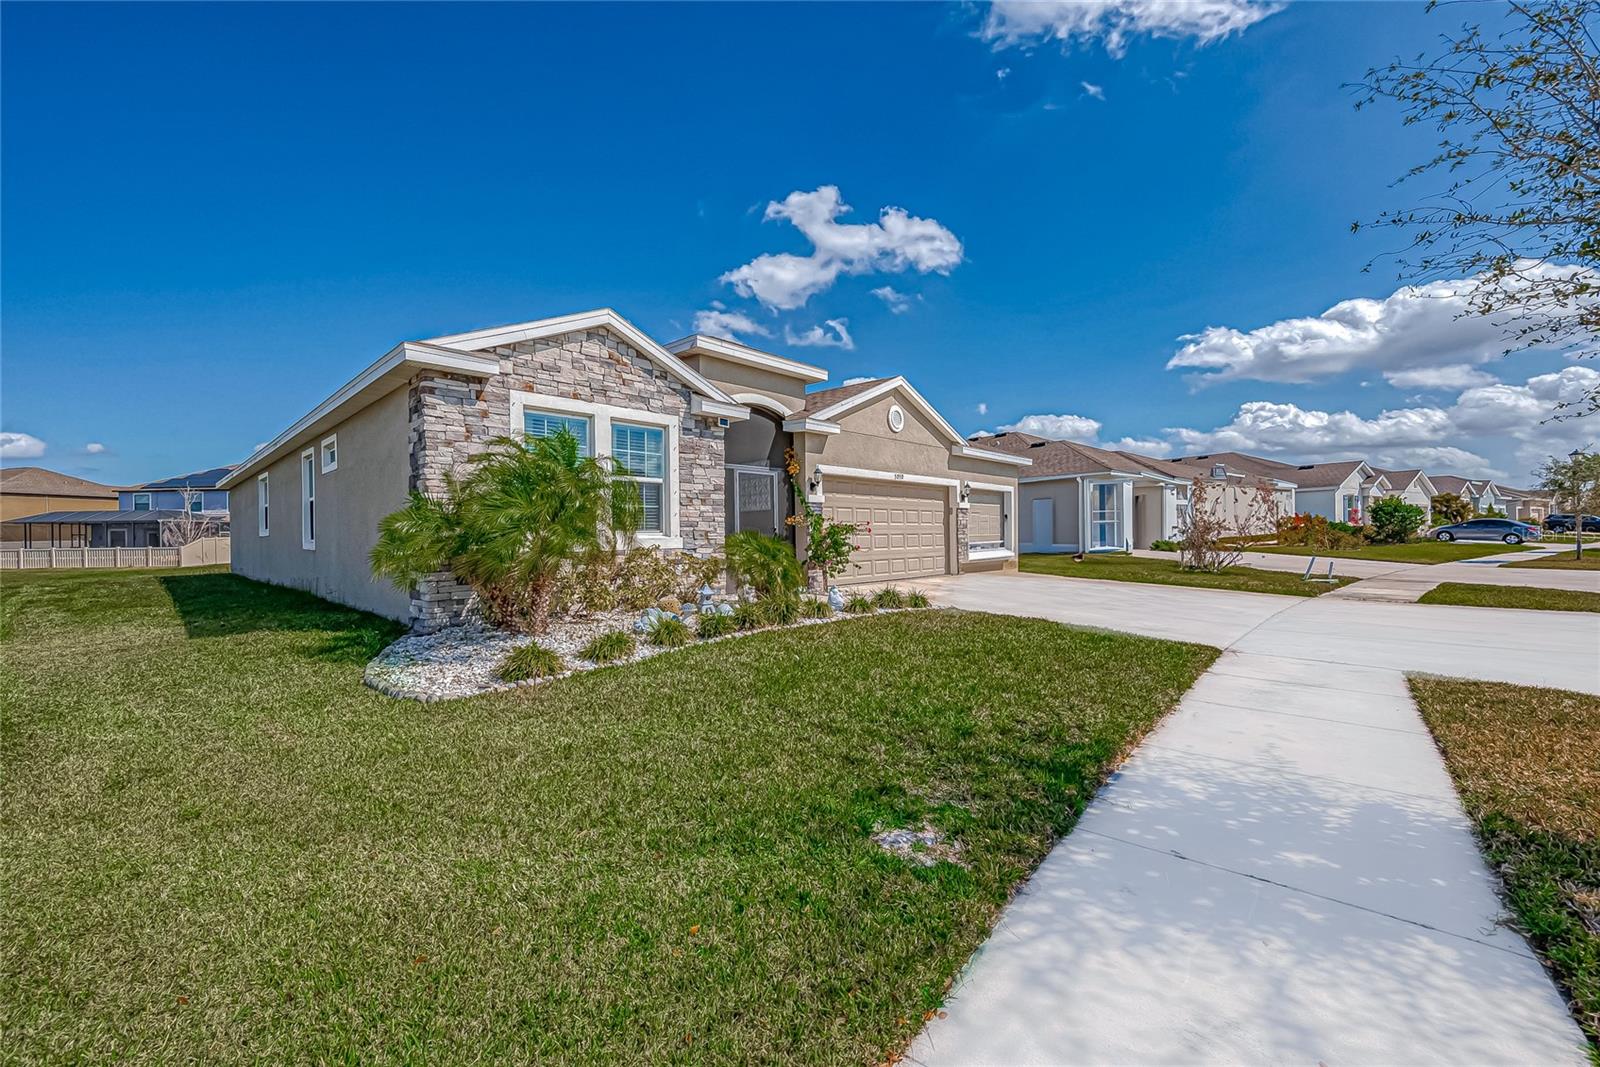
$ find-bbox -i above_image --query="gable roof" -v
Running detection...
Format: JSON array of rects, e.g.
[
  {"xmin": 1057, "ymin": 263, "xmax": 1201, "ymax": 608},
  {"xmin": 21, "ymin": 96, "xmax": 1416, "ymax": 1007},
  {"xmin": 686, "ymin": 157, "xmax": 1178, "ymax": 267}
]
[
  {"xmin": 1430, "ymin": 474, "xmax": 1502, "ymax": 498},
  {"xmin": 0, "ymin": 467, "xmax": 120, "ymax": 498},
  {"xmin": 137, "ymin": 466, "xmax": 236, "ymax": 491},
  {"xmin": 987, "ymin": 436, "xmax": 1184, "ymax": 481},
  {"xmin": 663, "ymin": 334, "xmax": 828, "ymax": 384},
  {"xmin": 422, "ymin": 308, "xmax": 739, "ymax": 406},
  {"xmin": 1172, "ymin": 451, "xmax": 1368, "ymax": 490},
  {"xmin": 798, "ymin": 377, "xmax": 892, "ymax": 416}
]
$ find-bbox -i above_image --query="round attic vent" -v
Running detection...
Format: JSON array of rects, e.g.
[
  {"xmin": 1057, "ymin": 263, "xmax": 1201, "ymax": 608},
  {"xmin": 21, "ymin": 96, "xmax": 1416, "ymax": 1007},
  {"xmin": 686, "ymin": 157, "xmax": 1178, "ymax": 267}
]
[{"xmin": 887, "ymin": 403, "xmax": 905, "ymax": 433}]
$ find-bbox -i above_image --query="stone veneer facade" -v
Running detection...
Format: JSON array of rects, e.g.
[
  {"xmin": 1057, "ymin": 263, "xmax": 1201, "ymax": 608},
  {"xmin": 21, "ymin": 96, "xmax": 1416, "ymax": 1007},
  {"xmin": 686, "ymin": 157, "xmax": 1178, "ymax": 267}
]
[{"xmin": 406, "ymin": 326, "xmax": 726, "ymax": 631}]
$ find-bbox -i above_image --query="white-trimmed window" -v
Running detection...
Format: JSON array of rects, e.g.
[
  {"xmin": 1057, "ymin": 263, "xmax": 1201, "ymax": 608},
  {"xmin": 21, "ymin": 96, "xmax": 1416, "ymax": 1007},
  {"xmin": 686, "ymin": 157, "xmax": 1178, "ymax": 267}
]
[
  {"xmin": 132, "ymin": 492, "xmax": 152, "ymax": 511},
  {"xmin": 320, "ymin": 434, "xmax": 338, "ymax": 473},
  {"xmin": 300, "ymin": 449, "xmax": 316, "ymax": 550},
  {"xmin": 258, "ymin": 473, "xmax": 270, "ymax": 535},
  {"xmin": 523, "ymin": 409, "xmax": 592, "ymax": 454},
  {"xmin": 188, "ymin": 492, "xmax": 204, "ymax": 513},
  {"xmin": 508, "ymin": 390, "xmax": 682, "ymax": 548},
  {"xmin": 612, "ymin": 422, "xmax": 666, "ymax": 533}
]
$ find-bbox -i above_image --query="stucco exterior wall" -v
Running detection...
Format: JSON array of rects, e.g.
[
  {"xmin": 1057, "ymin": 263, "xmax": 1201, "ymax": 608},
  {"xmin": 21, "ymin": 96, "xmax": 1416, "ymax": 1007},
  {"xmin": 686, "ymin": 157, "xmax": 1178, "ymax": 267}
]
[
  {"xmin": 1294, "ymin": 487, "xmax": 1338, "ymax": 521},
  {"xmin": 681, "ymin": 354, "xmax": 809, "ymax": 415},
  {"xmin": 1018, "ymin": 480, "xmax": 1083, "ymax": 550},
  {"xmin": 230, "ymin": 385, "xmax": 413, "ymax": 621}
]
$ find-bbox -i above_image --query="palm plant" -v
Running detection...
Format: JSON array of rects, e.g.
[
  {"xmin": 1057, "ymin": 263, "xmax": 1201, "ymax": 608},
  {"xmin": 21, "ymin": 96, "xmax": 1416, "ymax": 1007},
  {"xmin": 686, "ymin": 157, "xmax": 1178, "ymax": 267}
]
[{"xmin": 370, "ymin": 430, "xmax": 642, "ymax": 635}]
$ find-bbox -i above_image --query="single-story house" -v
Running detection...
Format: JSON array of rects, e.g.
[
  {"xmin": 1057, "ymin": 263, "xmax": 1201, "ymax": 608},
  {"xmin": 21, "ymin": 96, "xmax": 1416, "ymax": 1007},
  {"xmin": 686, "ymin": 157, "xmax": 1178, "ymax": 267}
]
[
  {"xmin": 1430, "ymin": 475, "xmax": 1508, "ymax": 516},
  {"xmin": 1173, "ymin": 453, "xmax": 1380, "ymax": 524},
  {"xmin": 0, "ymin": 467, "xmax": 121, "ymax": 545},
  {"xmin": 120, "ymin": 467, "xmax": 234, "ymax": 515},
  {"xmin": 1370, "ymin": 468, "xmax": 1439, "ymax": 524},
  {"xmin": 1496, "ymin": 485, "xmax": 1556, "ymax": 523},
  {"xmin": 219, "ymin": 309, "xmax": 1027, "ymax": 629},
  {"xmin": 977, "ymin": 434, "xmax": 1293, "ymax": 552}
]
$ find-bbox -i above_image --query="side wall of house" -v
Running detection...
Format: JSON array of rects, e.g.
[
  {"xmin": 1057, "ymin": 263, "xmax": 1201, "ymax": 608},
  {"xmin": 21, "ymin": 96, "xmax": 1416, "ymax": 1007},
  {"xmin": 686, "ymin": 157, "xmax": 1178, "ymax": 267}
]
[
  {"xmin": 1018, "ymin": 480, "xmax": 1083, "ymax": 551},
  {"xmin": 408, "ymin": 326, "xmax": 728, "ymax": 630},
  {"xmin": 1294, "ymin": 487, "xmax": 1338, "ymax": 521},
  {"xmin": 230, "ymin": 386, "xmax": 413, "ymax": 621}
]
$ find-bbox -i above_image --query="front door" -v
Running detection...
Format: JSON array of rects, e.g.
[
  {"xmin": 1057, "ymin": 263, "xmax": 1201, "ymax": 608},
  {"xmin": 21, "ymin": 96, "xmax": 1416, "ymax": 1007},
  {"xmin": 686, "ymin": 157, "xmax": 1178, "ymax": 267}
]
[
  {"xmin": 1032, "ymin": 498, "xmax": 1053, "ymax": 549},
  {"xmin": 732, "ymin": 467, "xmax": 781, "ymax": 537},
  {"xmin": 1090, "ymin": 483, "xmax": 1122, "ymax": 549}
]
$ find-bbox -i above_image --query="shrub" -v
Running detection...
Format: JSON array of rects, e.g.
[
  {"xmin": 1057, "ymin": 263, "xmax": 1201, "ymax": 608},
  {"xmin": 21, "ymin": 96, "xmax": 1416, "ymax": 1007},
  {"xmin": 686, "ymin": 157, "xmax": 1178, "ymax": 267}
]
[
  {"xmin": 498, "ymin": 642, "xmax": 565, "ymax": 682},
  {"xmin": 615, "ymin": 547, "xmax": 679, "ymax": 611},
  {"xmin": 579, "ymin": 630, "xmax": 635, "ymax": 664},
  {"xmin": 1150, "ymin": 538, "xmax": 1181, "ymax": 552},
  {"xmin": 844, "ymin": 593, "xmax": 875, "ymax": 614},
  {"xmin": 1276, "ymin": 514, "xmax": 1367, "ymax": 550},
  {"xmin": 1431, "ymin": 492, "xmax": 1472, "ymax": 525},
  {"xmin": 656, "ymin": 596, "xmax": 682, "ymax": 614},
  {"xmin": 800, "ymin": 597, "xmax": 832, "ymax": 618},
  {"xmin": 1370, "ymin": 496, "xmax": 1426, "ymax": 544},
  {"xmin": 873, "ymin": 586, "xmax": 906, "ymax": 609},
  {"xmin": 725, "ymin": 530, "xmax": 805, "ymax": 599},
  {"xmin": 647, "ymin": 616, "xmax": 691, "ymax": 648},
  {"xmin": 756, "ymin": 594, "xmax": 802, "ymax": 627},
  {"xmin": 673, "ymin": 553, "xmax": 726, "ymax": 602},
  {"xmin": 731, "ymin": 601, "xmax": 765, "ymax": 630},
  {"xmin": 696, "ymin": 611, "xmax": 735, "ymax": 639},
  {"xmin": 906, "ymin": 589, "xmax": 930, "ymax": 608}
]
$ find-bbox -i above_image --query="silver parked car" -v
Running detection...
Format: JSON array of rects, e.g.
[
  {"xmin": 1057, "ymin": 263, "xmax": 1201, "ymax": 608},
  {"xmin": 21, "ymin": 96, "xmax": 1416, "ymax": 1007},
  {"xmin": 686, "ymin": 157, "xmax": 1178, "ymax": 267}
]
[{"xmin": 1432, "ymin": 518, "xmax": 1541, "ymax": 544}]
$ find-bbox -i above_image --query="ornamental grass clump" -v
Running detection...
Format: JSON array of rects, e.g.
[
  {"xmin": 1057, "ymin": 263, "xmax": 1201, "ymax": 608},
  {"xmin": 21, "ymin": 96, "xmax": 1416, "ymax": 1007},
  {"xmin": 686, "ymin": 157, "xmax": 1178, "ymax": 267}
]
[
  {"xmin": 800, "ymin": 597, "xmax": 832, "ymax": 619},
  {"xmin": 844, "ymin": 593, "xmax": 875, "ymax": 614},
  {"xmin": 756, "ymin": 594, "xmax": 802, "ymax": 627},
  {"xmin": 873, "ymin": 587, "xmax": 906, "ymax": 610},
  {"xmin": 731, "ymin": 601, "xmax": 765, "ymax": 631},
  {"xmin": 647, "ymin": 616, "xmax": 692, "ymax": 648},
  {"xmin": 498, "ymin": 643, "xmax": 565, "ymax": 683},
  {"xmin": 696, "ymin": 612, "xmax": 735, "ymax": 639},
  {"xmin": 906, "ymin": 589, "xmax": 930, "ymax": 609},
  {"xmin": 579, "ymin": 630, "xmax": 635, "ymax": 665}
]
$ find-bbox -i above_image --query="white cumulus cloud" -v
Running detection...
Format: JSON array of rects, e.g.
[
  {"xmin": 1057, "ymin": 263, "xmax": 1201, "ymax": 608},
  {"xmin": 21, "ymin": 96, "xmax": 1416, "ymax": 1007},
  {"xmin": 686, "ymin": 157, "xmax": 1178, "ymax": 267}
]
[
  {"xmin": 998, "ymin": 413, "xmax": 1103, "ymax": 441},
  {"xmin": 692, "ymin": 306, "xmax": 771, "ymax": 340},
  {"xmin": 871, "ymin": 285, "xmax": 917, "ymax": 314},
  {"xmin": 1167, "ymin": 264, "xmax": 1597, "ymax": 388},
  {"xmin": 1080, "ymin": 81, "xmax": 1106, "ymax": 100},
  {"xmin": 721, "ymin": 186, "xmax": 963, "ymax": 311},
  {"xmin": 1382, "ymin": 365, "xmax": 1498, "ymax": 391},
  {"xmin": 785, "ymin": 318, "xmax": 855, "ymax": 351},
  {"xmin": 0, "ymin": 432, "xmax": 46, "ymax": 459},
  {"xmin": 976, "ymin": 402, "xmax": 989, "ymax": 415},
  {"xmin": 982, "ymin": 0, "xmax": 1282, "ymax": 58},
  {"xmin": 84, "ymin": 442, "xmax": 107, "ymax": 455},
  {"xmin": 841, "ymin": 375, "xmax": 879, "ymax": 386}
]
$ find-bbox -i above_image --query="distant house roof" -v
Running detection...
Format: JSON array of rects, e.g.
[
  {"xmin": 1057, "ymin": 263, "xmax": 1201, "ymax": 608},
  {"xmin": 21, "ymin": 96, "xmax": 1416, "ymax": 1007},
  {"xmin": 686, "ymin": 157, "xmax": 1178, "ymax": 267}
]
[
  {"xmin": 1430, "ymin": 474, "xmax": 1496, "ymax": 497},
  {"xmin": 1497, "ymin": 485, "xmax": 1552, "ymax": 500},
  {"xmin": 0, "ymin": 466, "xmax": 120, "ymax": 498},
  {"xmin": 1172, "ymin": 452, "xmax": 1367, "ymax": 489},
  {"xmin": 981, "ymin": 433, "xmax": 1179, "ymax": 480},
  {"xmin": 135, "ymin": 466, "xmax": 236, "ymax": 491},
  {"xmin": 3, "ymin": 509, "xmax": 194, "ymax": 525},
  {"xmin": 798, "ymin": 378, "xmax": 892, "ymax": 416}
]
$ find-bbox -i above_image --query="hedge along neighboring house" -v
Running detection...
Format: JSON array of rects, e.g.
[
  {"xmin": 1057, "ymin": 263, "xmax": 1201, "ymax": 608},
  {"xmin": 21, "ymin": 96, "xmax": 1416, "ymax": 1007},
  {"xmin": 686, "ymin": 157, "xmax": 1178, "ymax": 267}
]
[
  {"xmin": 0, "ymin": 467, "xmax": 121, "ymax": 544},
  {"xmin": 975, "ymin": 434, "xmax": 1293, "ymax": 552},
  {"xmin": 119, "ymin": 467, "xmax": 234, "ymax": 516},
  {"xmin": 220, "ymin": 309, "xmax": 1027, "ymax": 629}
]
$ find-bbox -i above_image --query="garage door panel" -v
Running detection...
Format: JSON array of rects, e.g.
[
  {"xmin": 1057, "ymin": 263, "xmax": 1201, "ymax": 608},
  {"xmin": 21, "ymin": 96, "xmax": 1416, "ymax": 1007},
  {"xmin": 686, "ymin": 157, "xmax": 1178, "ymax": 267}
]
[{"xmin": 822, "ymin": 478, "xmax": 950, "ymax": 585}]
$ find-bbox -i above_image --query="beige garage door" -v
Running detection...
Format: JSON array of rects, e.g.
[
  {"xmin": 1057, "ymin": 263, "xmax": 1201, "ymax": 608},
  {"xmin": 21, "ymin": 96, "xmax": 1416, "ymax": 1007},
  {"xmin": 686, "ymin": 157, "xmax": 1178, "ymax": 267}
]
[{"xmin": 823, "ymin": 478, "xmax": 949, "ymax": 584}]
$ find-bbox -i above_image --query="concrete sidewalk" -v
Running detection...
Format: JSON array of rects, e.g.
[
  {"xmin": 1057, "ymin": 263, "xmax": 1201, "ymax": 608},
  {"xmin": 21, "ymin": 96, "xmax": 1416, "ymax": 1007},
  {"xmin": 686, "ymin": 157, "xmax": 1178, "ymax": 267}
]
[{"xmin": 908, "ymin": 572, "xmax": 1597, "ymax": 1065}]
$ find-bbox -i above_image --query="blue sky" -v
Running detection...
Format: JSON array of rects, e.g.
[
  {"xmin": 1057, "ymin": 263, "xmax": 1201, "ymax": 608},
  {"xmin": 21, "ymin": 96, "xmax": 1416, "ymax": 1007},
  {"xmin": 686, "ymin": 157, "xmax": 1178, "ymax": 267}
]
[{"xmin": 3, "ymin": 1, "xmax": 1591, "ymax": 486}]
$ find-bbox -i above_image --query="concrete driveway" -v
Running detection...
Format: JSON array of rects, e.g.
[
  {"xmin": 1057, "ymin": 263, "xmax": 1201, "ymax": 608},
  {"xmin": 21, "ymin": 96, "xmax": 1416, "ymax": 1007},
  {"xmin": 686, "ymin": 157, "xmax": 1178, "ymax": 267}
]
[{"xmin": 908, "ymin": 571, "xmax": 1597, "ymax": 1065}]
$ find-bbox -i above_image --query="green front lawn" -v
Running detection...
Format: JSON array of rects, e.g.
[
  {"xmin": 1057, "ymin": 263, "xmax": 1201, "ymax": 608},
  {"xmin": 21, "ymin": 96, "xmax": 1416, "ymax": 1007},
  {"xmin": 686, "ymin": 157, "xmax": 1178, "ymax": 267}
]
[
  {"xmin": 1417, "ymin": 582, "xmax": 1600, "ymax": 613},
  {"xmin": 1021, "ymin": 552, "xmax": 1351, "ymax": 596},
  {"xmin": 1251, "ymin": 541, "xmax": 1535, "ymax": 564},
  {"xmin": 0, "ymin": 568, "xmax": 1216, "ymax": 1063},
  {"xmin": 1410, "ymin": 679, "xmax": 1599, "ymax": 1052},
  {"xmin": 1505, "ymin": 551, "xmax": 1600, "ymax": 571}
]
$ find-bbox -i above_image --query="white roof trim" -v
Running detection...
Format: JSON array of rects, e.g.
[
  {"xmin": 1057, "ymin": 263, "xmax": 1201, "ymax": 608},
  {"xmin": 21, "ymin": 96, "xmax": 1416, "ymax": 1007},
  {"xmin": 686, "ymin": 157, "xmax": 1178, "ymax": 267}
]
[
  {"xmin": 783, "ymin": 416, "xmax": 842, "ymax": 436},
  {"xmin": 220, "ymin": 342, "xmax": 498, "ymax": 488},
  {"xmin": 730, "ymin": 392, "xmax": 797, "ymax": 418},
  {"xmin": 664, "ymin": 334, "xmax": 829, "ymax": 384},
  {"xmin": 807, "ymin": 377, "xmax": 966, "ymax": 448},
  {"xmin": 689, "ymin": 396, "xmax": 752, "ymax": 422},
  {"xmin": 422, "ymin": 308, "xmax": 738, "ymax": 406},
  {"xmin": 954, "ymin": 444, "xmax": 1032, "ymax": 467}
]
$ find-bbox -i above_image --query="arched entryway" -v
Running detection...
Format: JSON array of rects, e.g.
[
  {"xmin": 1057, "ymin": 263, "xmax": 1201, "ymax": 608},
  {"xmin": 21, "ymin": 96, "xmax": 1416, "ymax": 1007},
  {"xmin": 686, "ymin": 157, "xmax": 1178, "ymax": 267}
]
[{"xmin": 724, "ymin": 405, "xmax": 794, "ymax": 541}]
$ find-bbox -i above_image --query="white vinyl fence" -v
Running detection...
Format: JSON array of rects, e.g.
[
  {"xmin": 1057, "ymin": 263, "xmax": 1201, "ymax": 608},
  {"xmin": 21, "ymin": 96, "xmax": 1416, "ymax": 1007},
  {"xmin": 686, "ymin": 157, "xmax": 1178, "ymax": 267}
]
[{"xmin": 0, "ymin": 537, "xmax": 230, "ymax": 571}]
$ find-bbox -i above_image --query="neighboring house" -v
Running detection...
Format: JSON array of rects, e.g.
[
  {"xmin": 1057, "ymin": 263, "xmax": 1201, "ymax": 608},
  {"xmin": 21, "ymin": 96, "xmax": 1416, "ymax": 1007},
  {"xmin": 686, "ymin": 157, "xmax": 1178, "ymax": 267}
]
[
  {"xmin": 220, "ymin": 309, "xmax": 1027, "ymax": 628},
  {"xmin": 977, "ymin": 434, "xmax": 1292, "ymax": 552},
  {"xmin": 1370, "ymin": 468, "xmax": 1439, "ymax": 524},
  {"xmin": 1173, "ymin": 452, "xmax": 1377, "ymax": 524},
  {"xmin": 120, "ymin": 467, "xmax": 233, "ymax": 515},
  {"xmin": 4, "ymin": 508, "xmax": 201, "ymax": 548},
  {"xmin": 1430, "ymin": 475, "xmax": 1507, "ymax": 515},
  {"xmin": 1497, "ymin": 486, "xmax": 1556, "ymax": 523},
  {"xmin": 0, "ymin": 467, "xmax": 121, "ymax": 545}
]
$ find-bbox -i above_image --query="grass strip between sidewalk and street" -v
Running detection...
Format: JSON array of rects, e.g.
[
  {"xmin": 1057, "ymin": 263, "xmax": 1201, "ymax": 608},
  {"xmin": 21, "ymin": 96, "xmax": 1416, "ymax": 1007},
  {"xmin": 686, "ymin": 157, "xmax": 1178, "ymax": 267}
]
[
  {"xmin": 1410, "ymin": 678, "xmax": 1599, "ymax": 1055},
  {"xmin": 1416, "ymin": 583, "xmax": 1600, "ymax": 614},
  {"xmin": 1250, "ymin": 541, "xmax": 1534, "ymax": 564}
]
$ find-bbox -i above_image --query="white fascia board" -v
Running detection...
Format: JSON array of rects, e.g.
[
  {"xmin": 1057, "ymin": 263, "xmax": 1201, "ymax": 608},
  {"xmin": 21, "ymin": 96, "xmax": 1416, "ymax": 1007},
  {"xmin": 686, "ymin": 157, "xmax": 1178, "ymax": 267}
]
[
  {"xmin": 807, "ymin": 376, "xmax": 966, "ymax": 447},
  {"xmin": 954, "ymin": 444, "xmax": 1032, "ymax": 467},
  {"xmin": 782, "ymin": 417, "xmax": 841, "ymax": 435},
  {"xmin": 220, "ymin": 342, "xmax": 497, "ymax": 488},
  {"xmin": 420, "ymin": 308, "xmax": 738, "ymax": 406},
  {"xmin": 664, "ymin": 334, "xmax": 829, "ymax": 384},
  {"xmin": 690, "ymin": 396, "xmax": 753, "ymax": 421},
  {"xmin": 816, "ymin": 464, "xmax": 959, "ymax": 489}
]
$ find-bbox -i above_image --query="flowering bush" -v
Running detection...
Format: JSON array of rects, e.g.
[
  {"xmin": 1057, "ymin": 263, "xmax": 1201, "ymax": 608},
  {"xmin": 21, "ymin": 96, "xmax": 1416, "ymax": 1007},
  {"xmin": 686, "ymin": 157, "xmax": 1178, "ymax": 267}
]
[
  {"xmin": 783, "ymin": 448, "xmax": 862, "ymax": 583},
  {"xmin": 1275, "ymin": 514, "xmax": 1369, "ymax": 549}
]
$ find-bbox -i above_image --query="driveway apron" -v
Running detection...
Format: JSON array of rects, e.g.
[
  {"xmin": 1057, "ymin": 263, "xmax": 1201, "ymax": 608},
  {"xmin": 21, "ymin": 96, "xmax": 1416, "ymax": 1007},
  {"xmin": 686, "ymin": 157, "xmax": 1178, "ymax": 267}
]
[{"xmin": 909, "ymin": 572, "xmax": 1597, "ymax": 1065}]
